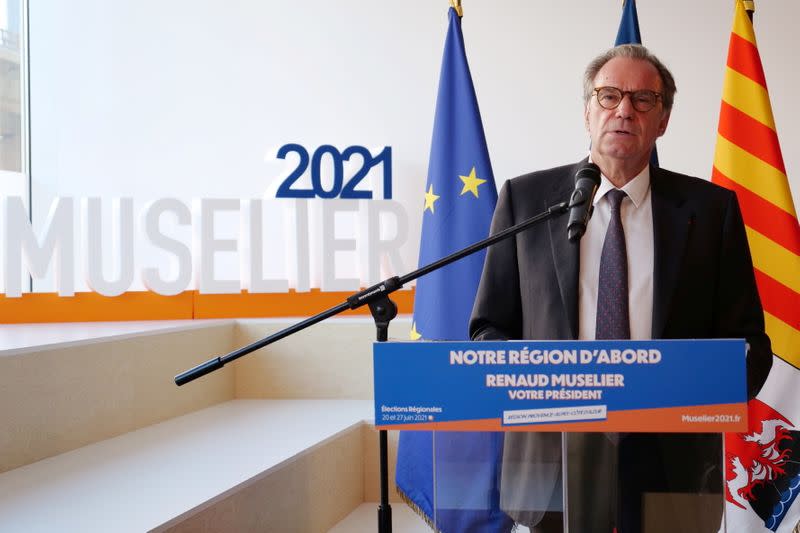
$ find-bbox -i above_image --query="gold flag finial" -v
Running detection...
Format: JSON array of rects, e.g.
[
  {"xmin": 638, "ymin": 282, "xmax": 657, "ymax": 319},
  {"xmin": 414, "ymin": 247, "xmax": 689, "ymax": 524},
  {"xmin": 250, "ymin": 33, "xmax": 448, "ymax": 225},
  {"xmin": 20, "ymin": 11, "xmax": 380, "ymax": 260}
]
[
  {"xmin": 743, "ymin": 0, "xmax": 755, "ymax": 13},
  {"xmin": 449, "ymin": 0, "xmax": 463, "ymax": 17}
]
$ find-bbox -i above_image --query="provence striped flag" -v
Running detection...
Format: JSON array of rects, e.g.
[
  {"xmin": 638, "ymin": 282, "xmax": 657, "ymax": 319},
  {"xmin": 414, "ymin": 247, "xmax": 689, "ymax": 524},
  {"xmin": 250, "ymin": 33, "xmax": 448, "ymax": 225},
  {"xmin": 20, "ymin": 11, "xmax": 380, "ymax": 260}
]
[
  {"xmin": 712, "ymin": 1, "xmax": 800, "ymax": 531},
  {"xmin": 395, "ymin": 5, "xmax": 512, "ymax": 533}
]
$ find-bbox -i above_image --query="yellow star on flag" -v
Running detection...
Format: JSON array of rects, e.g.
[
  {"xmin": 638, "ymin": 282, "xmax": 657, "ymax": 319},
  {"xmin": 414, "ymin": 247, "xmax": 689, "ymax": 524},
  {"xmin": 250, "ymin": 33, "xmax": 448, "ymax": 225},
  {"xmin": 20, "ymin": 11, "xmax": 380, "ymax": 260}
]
[
  {"xmin": 410, "ymin": 322, "xmax": 422, "ymax": 340},
  {"xmin": 423, "ymin": 184, "xmax": 440, "ymax": 213},
  {"xmin": 459, "ymin": 167, "xmax": 486, "ymax": 198}
]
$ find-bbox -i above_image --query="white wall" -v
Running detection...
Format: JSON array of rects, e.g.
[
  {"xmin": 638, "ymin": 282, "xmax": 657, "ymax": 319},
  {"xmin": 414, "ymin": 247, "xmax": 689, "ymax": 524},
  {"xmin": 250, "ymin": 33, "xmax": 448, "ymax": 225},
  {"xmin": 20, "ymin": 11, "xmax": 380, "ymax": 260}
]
[{"xmin": 26, "ymin": 0, "xmax": 800, "ymax": 293}]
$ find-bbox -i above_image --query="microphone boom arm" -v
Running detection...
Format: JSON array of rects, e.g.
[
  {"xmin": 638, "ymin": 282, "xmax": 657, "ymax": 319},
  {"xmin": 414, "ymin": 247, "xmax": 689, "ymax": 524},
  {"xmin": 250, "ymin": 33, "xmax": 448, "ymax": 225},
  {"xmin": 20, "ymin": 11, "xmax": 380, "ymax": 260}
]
[{"xmin": 174, "ymin": 200, "xmax": 570, "ymax": 386}]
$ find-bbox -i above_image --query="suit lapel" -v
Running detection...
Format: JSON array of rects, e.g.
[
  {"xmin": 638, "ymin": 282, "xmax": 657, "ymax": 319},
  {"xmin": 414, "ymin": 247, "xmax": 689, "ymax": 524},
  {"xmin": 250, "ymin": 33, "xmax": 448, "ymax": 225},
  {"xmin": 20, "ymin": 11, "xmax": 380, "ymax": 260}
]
[
  {"xmin": 651, "ymin": 167, "xmax": 693, "ymax": 338},
  {"xmin": 548, "ymin": 161, "xmax": 583, "ymax": 339}
]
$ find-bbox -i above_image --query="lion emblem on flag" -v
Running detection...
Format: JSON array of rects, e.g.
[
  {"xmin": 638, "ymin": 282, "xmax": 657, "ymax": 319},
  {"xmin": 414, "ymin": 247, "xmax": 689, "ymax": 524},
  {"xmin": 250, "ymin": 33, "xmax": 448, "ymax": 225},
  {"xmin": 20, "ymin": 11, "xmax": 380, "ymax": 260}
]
[{"xmin": 726, "ymin": 399, "xmax": 800, "ymax": 529}]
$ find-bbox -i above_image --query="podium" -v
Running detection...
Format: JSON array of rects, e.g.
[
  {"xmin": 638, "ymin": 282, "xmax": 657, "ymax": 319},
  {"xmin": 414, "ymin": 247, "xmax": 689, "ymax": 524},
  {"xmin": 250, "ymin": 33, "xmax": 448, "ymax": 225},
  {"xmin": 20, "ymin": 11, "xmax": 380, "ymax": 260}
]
[{"xmin": 375, "ymin": 339, "xmax": 748, "ymax": 532}]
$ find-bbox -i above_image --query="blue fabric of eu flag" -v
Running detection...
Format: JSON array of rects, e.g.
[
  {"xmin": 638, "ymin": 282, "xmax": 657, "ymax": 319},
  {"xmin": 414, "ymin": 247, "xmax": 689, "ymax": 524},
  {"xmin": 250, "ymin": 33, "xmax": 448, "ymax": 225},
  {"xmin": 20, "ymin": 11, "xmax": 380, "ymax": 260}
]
[
  {"xmin": 395, "ymin": 7, "xmax": 513, "ymax": 533},
  {"xmin": 615, "ymin": 0, "xmax": 659, "ymax": 167},
  {"xmin": 615, "ymin": 0, "xmax": 642, "ymax": 45}
]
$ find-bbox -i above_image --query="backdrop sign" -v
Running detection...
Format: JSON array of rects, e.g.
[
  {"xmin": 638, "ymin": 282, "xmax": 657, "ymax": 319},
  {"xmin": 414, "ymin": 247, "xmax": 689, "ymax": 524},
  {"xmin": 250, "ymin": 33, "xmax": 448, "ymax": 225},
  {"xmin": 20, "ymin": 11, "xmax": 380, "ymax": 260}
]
[
  {"xmin": 374, "ymin": 339, "xmax": 748, "ymax": 432},
  {"xmin": 0, "ymin": 143, "xmax": 408, "ymax": 297}
]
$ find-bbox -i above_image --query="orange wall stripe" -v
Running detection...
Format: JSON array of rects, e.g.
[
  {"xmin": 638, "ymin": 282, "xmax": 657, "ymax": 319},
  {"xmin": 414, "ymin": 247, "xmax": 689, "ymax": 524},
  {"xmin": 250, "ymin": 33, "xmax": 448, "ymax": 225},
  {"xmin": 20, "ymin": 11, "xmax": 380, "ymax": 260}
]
[
  {"xmin": 193, "ymin": 289, "xmax": 415, "ymax": 319},
  {"xmin": 727, "ymin": 32, "xmax": 767, "ymax": 87},
  {"xmin": 718, "ymin": 101, "xmax": 786, "ymax": 173},
  {"xmin": 0, "ymin": 289, "xmax": 416, "ymax": 324},
  {"xmin": 0, "ymin": 291, "xmax": 193, "ymax": 323},
  {"xmin": 712, "ymin": 168, "xmax": 800, "ymax": 255}
]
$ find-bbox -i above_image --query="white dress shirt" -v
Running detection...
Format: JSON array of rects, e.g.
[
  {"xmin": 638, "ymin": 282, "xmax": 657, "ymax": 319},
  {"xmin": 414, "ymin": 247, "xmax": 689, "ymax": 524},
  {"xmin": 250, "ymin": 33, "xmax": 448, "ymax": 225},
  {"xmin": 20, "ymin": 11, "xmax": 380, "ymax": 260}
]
[{"xmin": 578, "ymin": 166, "xmax": 654, "ymax": 341}]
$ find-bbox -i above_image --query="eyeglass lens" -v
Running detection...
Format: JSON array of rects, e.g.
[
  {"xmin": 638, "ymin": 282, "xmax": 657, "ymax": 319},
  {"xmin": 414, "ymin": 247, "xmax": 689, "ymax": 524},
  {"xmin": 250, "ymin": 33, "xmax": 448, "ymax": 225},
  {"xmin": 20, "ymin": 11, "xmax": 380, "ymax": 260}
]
[{"xmin": 595, "ymin": 87, "xmax": 659, "ymax": 112}]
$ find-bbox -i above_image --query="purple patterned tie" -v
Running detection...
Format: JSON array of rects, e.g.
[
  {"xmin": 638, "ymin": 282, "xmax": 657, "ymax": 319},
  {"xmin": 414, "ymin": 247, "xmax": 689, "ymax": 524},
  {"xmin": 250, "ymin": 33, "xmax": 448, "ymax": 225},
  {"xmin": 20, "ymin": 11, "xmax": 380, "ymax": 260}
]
[{"xmin": 596, "ymin": 189, "xmax": 630, "ymax": 340}]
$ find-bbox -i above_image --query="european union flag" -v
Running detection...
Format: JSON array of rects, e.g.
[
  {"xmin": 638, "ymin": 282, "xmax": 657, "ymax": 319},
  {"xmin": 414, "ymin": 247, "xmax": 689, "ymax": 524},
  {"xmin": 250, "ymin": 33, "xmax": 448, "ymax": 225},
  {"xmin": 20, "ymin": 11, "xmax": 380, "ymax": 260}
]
[
  {"xmin": 395, "ymin": 6, "xmax": 512, "ymax": 533},
  {"xmin": 615, "ymin": 0, "xmax": 659, "ymax": 167},
  {"xmin": 615, "ymin": 0, "xmax": 642, "ymax": 46}
]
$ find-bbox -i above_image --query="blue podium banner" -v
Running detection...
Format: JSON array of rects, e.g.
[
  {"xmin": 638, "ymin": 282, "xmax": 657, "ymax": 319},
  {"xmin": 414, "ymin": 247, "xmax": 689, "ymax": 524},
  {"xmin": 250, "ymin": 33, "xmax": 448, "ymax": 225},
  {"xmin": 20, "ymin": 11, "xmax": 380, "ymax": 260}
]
[{"xmin": 373, "ymin": 340, "xmax": 748, "ymax": 432}]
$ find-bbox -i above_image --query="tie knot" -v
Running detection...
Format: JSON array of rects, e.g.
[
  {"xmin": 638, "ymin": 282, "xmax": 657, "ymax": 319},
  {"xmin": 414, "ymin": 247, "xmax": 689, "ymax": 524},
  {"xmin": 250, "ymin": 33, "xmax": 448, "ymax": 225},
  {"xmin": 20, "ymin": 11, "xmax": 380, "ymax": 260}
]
[{"xmin": 606, "ymin": 189, "xmax": 627, "ymax": 212}]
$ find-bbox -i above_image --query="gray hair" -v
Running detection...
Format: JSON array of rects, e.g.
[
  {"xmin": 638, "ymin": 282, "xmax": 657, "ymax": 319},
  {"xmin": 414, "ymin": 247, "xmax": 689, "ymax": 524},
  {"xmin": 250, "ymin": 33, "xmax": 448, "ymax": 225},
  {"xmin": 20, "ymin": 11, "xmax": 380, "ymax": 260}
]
[{"xmin": 583, "ymin": 44, "xmax": 677, "ymax": 111}]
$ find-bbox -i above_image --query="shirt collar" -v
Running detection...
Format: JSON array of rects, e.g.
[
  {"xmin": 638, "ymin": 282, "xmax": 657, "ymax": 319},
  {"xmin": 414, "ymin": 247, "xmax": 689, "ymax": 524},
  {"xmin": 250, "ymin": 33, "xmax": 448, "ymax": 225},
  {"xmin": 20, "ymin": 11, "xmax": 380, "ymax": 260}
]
[{"xmin": 590, "ymin": 163, "xmax": 651, "ymax": 209}]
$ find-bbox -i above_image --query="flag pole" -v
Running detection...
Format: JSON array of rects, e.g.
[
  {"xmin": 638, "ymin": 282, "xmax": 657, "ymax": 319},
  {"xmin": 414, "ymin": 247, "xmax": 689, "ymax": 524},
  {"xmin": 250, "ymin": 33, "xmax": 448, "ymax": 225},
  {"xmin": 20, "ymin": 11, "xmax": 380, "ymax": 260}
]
[
  {"xmin": 449, "ymin": 0, "xmax": 463, "ymax": 17},
  {"xmin": 744, "ymin": 0, "xmax": 754, "ymax": 20}
]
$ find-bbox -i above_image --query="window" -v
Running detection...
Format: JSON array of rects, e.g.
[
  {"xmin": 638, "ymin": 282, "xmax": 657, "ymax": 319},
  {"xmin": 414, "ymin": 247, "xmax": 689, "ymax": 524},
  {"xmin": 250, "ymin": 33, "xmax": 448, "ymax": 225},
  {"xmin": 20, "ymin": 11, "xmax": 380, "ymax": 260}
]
[{"xmin": 0, "ymin": 0, "xmax": 26, "ymax": 197}]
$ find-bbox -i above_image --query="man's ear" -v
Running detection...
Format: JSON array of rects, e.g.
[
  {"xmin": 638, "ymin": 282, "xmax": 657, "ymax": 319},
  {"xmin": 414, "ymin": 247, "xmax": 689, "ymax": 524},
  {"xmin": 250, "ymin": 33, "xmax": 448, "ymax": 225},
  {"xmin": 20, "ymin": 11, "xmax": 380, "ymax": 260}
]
[
  {"xmin": 657, "ymin": 111, "xmax": 671, "ymax": 137},
  {"xmin": 584, "ymin": 104, "xmax": 590, "ymax": 131}
]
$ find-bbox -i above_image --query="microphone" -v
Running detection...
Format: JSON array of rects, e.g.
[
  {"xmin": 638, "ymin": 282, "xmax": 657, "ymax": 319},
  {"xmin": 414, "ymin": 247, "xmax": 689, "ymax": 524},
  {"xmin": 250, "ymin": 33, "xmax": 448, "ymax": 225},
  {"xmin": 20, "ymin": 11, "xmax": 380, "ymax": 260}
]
[{"xmin": 567, "ymin": 162, "xmax": 601, "ymax": 242}]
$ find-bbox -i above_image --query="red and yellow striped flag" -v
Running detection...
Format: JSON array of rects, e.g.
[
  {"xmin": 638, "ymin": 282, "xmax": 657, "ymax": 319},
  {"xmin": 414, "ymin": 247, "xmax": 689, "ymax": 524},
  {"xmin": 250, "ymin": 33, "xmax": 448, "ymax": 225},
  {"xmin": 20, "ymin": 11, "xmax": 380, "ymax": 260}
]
[
  {"xmin": 713, "ymin": 0, "xmax": 799, "ymax": 362},
  {"xmin": 713, "ymin": 1, "xmax": 800, "ymax": 530}
]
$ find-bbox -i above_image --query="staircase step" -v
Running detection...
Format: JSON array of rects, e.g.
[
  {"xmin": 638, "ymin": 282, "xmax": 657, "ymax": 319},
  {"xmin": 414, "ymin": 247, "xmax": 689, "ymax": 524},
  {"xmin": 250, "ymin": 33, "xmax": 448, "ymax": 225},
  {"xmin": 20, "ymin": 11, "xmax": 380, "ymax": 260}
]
[{"xmin": 0, "ymin": 399, "xmax": 372, "ymax": 533}]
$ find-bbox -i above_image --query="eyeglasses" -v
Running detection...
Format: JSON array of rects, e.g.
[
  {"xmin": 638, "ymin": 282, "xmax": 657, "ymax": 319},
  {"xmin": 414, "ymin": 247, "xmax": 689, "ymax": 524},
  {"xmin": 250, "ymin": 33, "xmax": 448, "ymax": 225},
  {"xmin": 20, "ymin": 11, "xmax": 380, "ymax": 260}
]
[{"xmin": 593, "ymin": 86, "xmax": 662, "ymax": 112}]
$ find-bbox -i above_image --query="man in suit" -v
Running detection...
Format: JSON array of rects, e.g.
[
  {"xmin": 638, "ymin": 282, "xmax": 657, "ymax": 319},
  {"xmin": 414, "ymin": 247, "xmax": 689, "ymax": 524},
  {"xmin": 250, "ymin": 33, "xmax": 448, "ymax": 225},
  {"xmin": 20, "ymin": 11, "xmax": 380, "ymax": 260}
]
[{"xmin": 469, "ymin": 44, "xmax": 772, "ymax": 532}]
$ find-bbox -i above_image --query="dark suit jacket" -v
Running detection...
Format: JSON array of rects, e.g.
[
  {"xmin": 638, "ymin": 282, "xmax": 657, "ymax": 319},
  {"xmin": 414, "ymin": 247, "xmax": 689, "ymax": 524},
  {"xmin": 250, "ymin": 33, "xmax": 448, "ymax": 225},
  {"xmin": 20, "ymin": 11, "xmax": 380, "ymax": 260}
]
[{"xmin": 468, "ymin": 160, "xmax": 772, "ymax": 528}]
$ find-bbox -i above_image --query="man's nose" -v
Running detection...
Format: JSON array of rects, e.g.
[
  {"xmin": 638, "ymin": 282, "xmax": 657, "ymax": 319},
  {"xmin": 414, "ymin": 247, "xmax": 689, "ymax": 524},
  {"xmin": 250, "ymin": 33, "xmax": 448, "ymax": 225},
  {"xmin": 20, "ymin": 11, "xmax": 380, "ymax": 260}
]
[{"xmin": 615, "ymin": 94, "xmax": 635, "ymax": 117}]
